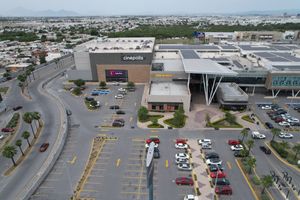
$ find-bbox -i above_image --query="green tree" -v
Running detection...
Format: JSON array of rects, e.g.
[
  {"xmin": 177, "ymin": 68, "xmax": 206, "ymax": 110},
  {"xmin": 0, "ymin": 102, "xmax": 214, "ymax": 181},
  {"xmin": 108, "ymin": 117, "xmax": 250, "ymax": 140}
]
[
  {"xmin": 73, "ymin": 79, "xmax": 85, "ymax": 88},
  {"xmin": 72, "ymin": 87, "xmax": 82, "ymax": 96},
  {"xmin": 138, "ymin": 106, "xmax": 148, "ymax": 122},
  {"xmin": 127, "ymin": 81, "xmax": 135, "ymax": 88},
  {"xmin": 240, "ymin": 128, "xmax": 249, "ymax": 143},
  {"xmin": 40, "ymin": 56, "xmax": 46, "ymax": 64},
  {"xmin": 151, "ymin": 118, "xmax": 158, "ymax": 126},
  {"xmin": 90, "ymin": 100, "xmax": 98, "ymax": 108},
  {"xmin": 271, "ymin": 128, "xmax": 281, "ymax": 141},
  {"xmin": 99, "ymin": 81, "xmax": 107, "ymax": 89},
  {"xmin": 28, "ymin": 66, "xmax": 35, "ymax": 80},
  {"xmin": 22, "ymin": 131, "xmax": 31, "ymax": 147},
  {"xmin": 31, "ymin": 112, "xmax": 41, "ymax": 127},
  {"xmin": 23, "ymin": 112, "xmax": 36, "ymax": 138},
  {"xmin": 246, "ymin": 139, "xmax": 255, "ymax": 152},
  {"xmin": 172, "ymin": 106, "xmax": 185, "ymax": 127},
  {"xmin": 245, "ymin": 156, "xmax": 256, "ymax": 174},
  {"xmin": 25, "ymin": 69, "xmax": 32, "ymax": 82},
  {"xmin": 17, "ymin": 74, "xmax": 26, "ymax": 83},
  {"xmin": 15, "ymin": 139, "xmax": 24, "ymax": 156},
  {"xmin": 261, "ymin": 175, "xmax": 273, "ymax": 194},
  {"xmin": 41, "ymin": 35, "xmax": 47, "ymax": 42},
  {"xmin": 90, "ymin": 29, "xmax": 99, "ymax": 36},
  {"xmin": 225, "ymin": 112, "xmax": 236, "ymax": 124},
  {"xmin": 3, "ymin": 72, "xmax": 11, "ymax": 78},
  {"xmin": 2, "ymin": 145, "xmax": 17, "ymax": 166},
  {"xmin": 292, "ymin": 143, "xmax": 300, "ymax": 160}
]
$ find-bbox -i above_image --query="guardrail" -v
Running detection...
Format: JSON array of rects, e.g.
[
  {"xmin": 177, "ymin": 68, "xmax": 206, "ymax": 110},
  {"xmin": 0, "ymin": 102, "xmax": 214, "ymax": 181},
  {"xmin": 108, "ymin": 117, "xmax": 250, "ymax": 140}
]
[{"xmin": 16, "ymin": 67, "xmax": 70, "ymax": 200}]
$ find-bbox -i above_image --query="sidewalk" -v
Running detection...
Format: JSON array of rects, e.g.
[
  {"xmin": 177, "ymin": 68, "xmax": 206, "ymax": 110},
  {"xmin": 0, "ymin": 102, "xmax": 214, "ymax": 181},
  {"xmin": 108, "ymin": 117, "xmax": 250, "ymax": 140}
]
[
  {"xmin": 235, "ymin": 111, "xmax": 266, "ymax": 131},
  {"xmin": 188, "ymin": 140, "xmax": 214, "ymax": 200},
  {"xmin": 137, "ymin": 112, "xmax": 174, "ymax": 129}
]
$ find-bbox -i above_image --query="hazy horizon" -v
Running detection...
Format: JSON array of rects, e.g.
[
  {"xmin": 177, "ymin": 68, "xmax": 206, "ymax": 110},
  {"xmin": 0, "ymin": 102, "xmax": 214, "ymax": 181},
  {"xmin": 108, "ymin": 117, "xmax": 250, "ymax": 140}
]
[{"xmin": 1, "ymin": 0, "xmax": 300, "ymax": 16}]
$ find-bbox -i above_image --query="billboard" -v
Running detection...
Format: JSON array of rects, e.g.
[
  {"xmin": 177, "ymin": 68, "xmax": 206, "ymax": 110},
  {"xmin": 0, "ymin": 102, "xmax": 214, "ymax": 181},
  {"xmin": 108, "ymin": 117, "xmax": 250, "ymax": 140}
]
[
  {"xmin": 193, "ymin": 31, "xmax": 205, "ymax": 39},
  {"xmin": 105, "ymin": 70, "xmax": 128, "ymax": 78}
]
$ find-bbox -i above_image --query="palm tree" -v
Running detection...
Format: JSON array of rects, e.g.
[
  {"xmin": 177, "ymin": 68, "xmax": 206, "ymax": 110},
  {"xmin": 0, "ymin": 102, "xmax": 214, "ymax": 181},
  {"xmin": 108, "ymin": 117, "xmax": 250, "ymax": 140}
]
[
  {"xmin": 29, "ymin": 66, "xmax": 35, "ymax": 80},
  {"xmin": 23, "ymin": 112, "xmax": 36, "ymax": 138},
  {"xmin": 281, "ymin": 141, "xmax": 290, "ymax": 149},
  {"xmin": 15, "ymin": 140, "xmax": 24, "ymax": 156},
  {"xmin": 25, "ymin": 70, "xmax": 32, "ymax": 83},
  {"xmin": 246, "ymin": 139, "xmax": 255, "ymax": 153},
  {"xmin": 240, "ymin": 128, "xmax": 249, "ymax": 143},
  {"xmin": 31, "ymin": 112, "xmax": 41, "ymax": 128},
  {"xmin": 2, "ymin": 145, "xmax": 17, "ymax": 166},
  {"xmin": 292, "ymin": 143, "xmax": 300, "ymax": 160},
  {"xmin": 246, "ymin": 156, "xmax": 256, "ymax": 174},
  {"xmin": 22, "ymin": 131, "xmax": 31, "ymax": 147},
  {"xmin": 271, "ymin": 128, "xmax": 281, "ymax": 141},
  {"xmin": 18, "ymin": 82, "xmax": 24, "ymax": 93},
  {"xmin": 261, "ymin": 175, "xmax": 273, "ymax": 194}
]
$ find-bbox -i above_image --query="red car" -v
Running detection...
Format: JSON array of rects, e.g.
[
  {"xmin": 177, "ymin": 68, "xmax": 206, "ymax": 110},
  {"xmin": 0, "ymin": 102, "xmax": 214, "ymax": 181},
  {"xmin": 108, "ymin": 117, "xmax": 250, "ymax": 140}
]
[
  {"xmin": 228, "ymin": 140, "xmax": 240, "ymax": 145},
  {"xmin": 176, "ymin": 138, "xmax": 187, "ymax": 144},
  {"xmin": 274, "ymin": 118, "xmax": 284, "ymax": 123},
  {"xmin": 146, "ymin": 137, "xmax": 160, "ymax": 144},
  {"xmin": 1, "ymin": 128, "xmax": 14, "ymax": 132},
  {"xmin": 175, "ymin": 177, "xmax": 194, "ymax": 186},
  {"xmin": 39, "ymin": 143, "xmax": 49, "ymax": 152},
  {"xmin": 210, "ymin": 171, "xmax": 226, "ymax": 179},
  {"xmin": 215, "ymin": 185, "xmax": 233, "ymax": 195}
]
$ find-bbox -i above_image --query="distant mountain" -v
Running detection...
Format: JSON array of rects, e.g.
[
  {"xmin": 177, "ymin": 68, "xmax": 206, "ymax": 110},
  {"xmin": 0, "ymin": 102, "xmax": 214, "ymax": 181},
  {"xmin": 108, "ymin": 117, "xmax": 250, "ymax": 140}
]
[
  {"xmin": 3, "ymin": 7, "xmax": 79, "ymax": 17},
  {"xmin": 236, "ymin": 9, "xmax": 300, "ymax": 16}
]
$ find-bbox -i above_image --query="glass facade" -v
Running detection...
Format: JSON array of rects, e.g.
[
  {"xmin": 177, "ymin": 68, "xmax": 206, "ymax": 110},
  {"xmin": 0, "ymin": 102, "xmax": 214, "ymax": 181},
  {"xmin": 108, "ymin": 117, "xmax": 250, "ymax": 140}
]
[{"xmin": 272, "ymin": 76, "xmax": 300, "ymax": 87}]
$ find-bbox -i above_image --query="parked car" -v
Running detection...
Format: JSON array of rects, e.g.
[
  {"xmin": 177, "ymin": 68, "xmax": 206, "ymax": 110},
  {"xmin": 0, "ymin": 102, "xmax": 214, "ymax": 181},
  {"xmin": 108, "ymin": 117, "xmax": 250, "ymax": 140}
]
[
  {"xmin": 13, "ymin": 106, "xmax": 23, "ymax": 111},
  {"xmin": 206, "ymin": 158, "xmax": 222, "ymax": 166},
  {"xmin": 175, "ymin": 153, "xmax": 190, "ymax": 160},
  {"xmin": 205, "ymin": 152, "xmax": 219, "ymax": 160},
  {"xmin": 261, "ymin": 105, "xmax": 271, "ymax": 110},
  {"xmin": 115, "ymin": 94, "xmax": 124, "ymax": 99},
  {"xmin": 176, "ymin": 138, "xmax": 187, "ymax": 144},
  {"xmin": 145, "ymin": 143, "xmax": 159, "ymax": 149},
  {"xmin": 215, "ymin": 185, "xmax": 233, "ymax": 195},
  {"xmin": 146, "ymin": 137, "xmax": 160, "ymax": 144},
  {"xmin": 278, "ymin": 132, "xmax": 294, "ymax": 139},
  {"xmin": 209, "ymin": 164, "xmax": 224, "ymax": 172},
  {"xmin": 153, "ymin": 148, "xmax": 160, "ymax": 159},
  {"xmin": 184, "ymin": 195, "xmax": 199, "ymax": 200},
  {"xmin": 109, "ymin": 105, "xmax": 120, "ymax": 110},
  {"xmin": 201, "ymin": 143, "xmax": 212, "ymax": 149},
  {"xmin": 259, "ymin": 146, "xmax": 271, "ymax": 154},
  {"xmin": 210, "ymin": 171, "xmax": 226, "ymax": 179},
  {"xmin": 112, "ymin": 120, "xmax": 124, "ymax": 127},
  {"xmin": 252, "ymin": 131, "xmax": 266, "ymax": 139},
  {"xmin": 85, "ymin": 97, "xmax": 94, "ymax": 101},
  {"xmin": 265, "ymin": 122, "xmax": 274, "ymax": 129},
  {"xmin": 175, "ymin": 158, "xmax": 190, "ymax": 164},
  {"xmin": 175, "ymin": 143, "xmax": 188, "ymax": 149},
  {"xmin": 118, "ymin": 88, "xmax": 126, "ymax": 92},
  {"xmin": 212, "ymin": 178, "xmax": 230, "ymax": 186},
  {"xmin": 279, "ymin": 121, "xmax": 290, "ymax": 127},
  {"xmin": 66, "ymin": 109, "xmax": 72, "ymax": 116},
  {"xmin": 274, "ymin": 118, "xmax": 285, "ymax": 123},
  {"xmin": 177, "ymin": 163, "xmax": 192, "ymax": 171},
  {"xmin": 39, "ymin": 143, "xmax": 49, "ymax": 152},
  {"xmin": 198, "ymin": 139, "xmax": 212, "ymax": 145},
  {"xmin": 0, "ymin": 134, "xmax": 4, "ymax": 140},
  {"xmin": 175, "ymin": 177, "xmax": 194, "ymax": 186},
  {"xmin": 230, "ymin": 145, "xmax": 244, "ymax": 151},
  {"xmin": 228, "ymin": 140, "xmax": 240, "ymax": 145},
  {"xmin": 1, "ymin": 128, "xmax": 14, "ymax": 132},
  {"xmin": 116, "ymin": 110, "xmax": 125, "ymax": 115}
]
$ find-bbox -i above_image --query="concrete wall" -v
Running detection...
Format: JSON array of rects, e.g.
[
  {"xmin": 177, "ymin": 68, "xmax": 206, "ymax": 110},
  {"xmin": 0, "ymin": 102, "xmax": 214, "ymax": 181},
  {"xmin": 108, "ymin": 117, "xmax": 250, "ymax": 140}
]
[
  {"xmin": 97, "ymin": 64, "xmax": 150, "ymax": 83},
  {"xmin": 67, "ymin": 70, "xmax": 93, "ymax": 80},
  {"xmin": 74, "ymin": 51, "xmax": 92, "ymax": 77}
]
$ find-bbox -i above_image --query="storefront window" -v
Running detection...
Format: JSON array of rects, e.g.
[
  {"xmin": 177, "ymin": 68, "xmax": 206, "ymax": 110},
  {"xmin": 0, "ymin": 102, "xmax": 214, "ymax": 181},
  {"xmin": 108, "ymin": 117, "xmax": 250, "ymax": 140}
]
[{"xmin": 105, "ymin": 70, "xmax": 128, "ymax": 82}]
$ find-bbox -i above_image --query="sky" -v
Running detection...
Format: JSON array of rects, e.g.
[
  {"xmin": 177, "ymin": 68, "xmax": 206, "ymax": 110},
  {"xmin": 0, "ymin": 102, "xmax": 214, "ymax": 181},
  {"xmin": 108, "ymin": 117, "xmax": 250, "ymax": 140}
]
[{"xmin": 1, "ymin": 0, "xmax": 300, "ymax": 15}]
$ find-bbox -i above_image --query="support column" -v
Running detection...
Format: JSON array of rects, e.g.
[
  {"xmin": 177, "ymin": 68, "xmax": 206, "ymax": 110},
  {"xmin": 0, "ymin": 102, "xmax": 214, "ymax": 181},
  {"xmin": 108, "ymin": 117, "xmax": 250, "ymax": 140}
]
[
  {"xmin": 208, "ymin": 76, "xmax": 223, "ymax": 105},
  {"xmin": 202, "ymin": 74, "xmax": 223, "ymax": 105}
]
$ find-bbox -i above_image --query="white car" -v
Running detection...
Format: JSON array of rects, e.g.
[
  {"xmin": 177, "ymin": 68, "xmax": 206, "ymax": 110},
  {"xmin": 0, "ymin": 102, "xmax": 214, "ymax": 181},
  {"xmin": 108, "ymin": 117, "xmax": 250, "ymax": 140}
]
[
  {"xmin": 206, "ymin": 158, "xmax": 222, "ymax": 165},
  {"xmin": 201, "ymin": 143, "xmax": 212, "ymax": 149},
  {"xmin": 287, "ymin": 118, "xmax": 299, "ymax": 123},
  {"xmin": 231, "ymin": 144, "xmax": 244, "ymax": 151},
  {"xmin": 252, "ymin": 131, "xmax": 266, "ymax": 139},
  {"xmin": 279, "ymin": 121, "xmax": 290, "ymax": 126},
  {"xmin": 118, "ymin": 88, "xmax": 126, "ymax": 92},
  {"xmin": 278, "ymin": 132, "xmax": 294, "ymax": 139},
  {"xmin": 262, "ymin": 105, "xmax": 271, "ymax": 110},
  {"xmin": 175, "ymin": 143, "xmax": 188, "ymax": 149},
  {"xmin": 145, "ymin": 143, "xmax": 159, "ymax": 149},
  {"xmin": 115, "ymin": 94, "xmax": 124, "ymax": 99},
  {"xmin": 177, "ymin": 163, "xmax": 192, "ymax": 171},
  {"xmin": 184, "ymin": 195, "xmax": 199, "ymax": 200},
  {"xmin": 198, "ymin": 139, "xmax": 212, "ymax": 145},
  {"xmin": 0, "ymin": 134, "xmax": 4, "ymax": 140},
  {"xmin": 175, "ymin": 158, "xmax": 190, "ymax": 164},
  {"xmin": 175, "ymin": 153, "xmax": 190, "ymax": 160},
  {"xmin": 96, "ymin": 101, "xmax": 100, "ymax": 107}
]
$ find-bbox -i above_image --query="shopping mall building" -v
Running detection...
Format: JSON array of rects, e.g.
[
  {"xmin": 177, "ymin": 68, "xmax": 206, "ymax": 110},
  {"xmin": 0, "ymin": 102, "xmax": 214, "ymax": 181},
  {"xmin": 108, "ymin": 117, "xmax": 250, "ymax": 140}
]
[{"xmin": 67, "ymin": 37, "xmax": 300, "ymax": 113}]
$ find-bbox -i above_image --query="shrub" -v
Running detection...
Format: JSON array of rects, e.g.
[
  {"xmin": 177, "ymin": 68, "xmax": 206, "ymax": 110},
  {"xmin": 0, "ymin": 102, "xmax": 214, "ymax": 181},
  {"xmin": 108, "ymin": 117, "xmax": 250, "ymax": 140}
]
[
  {"xmin": 6, "ymin": 113, "xmax": 20, "ymax": 128},
  {"xmin": 251, "ymin": 176, "xmax": 261, "ymax": 185},
  {"xmin": 138, "ymin": 106, "xmax": 148, "ymax": 122},
  {"xmin": 270, "ymin": 141, "xmax": 289, "ymax": 158},
  {"xmin": 73, "ymin": 79, "xmax": 85, "ymax": 87},
  {"xmin": 72, "ymin": 87, "xmax": 82, "ymax": 96},
  {"xmin": 99, "ymin": 81, "xmax": 107, "ymax": 88}
]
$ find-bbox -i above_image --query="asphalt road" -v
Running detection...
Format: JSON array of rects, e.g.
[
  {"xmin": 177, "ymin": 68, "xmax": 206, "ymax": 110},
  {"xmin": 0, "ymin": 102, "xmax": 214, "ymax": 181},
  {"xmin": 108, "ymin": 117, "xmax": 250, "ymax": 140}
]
[{"xmin": 0, "ymin": 55, "xmax": 74, "ymax": 200}]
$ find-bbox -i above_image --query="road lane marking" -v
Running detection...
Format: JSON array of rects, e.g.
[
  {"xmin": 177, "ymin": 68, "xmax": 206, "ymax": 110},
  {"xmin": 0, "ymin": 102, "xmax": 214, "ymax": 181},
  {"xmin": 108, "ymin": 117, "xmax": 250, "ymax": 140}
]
[
  {"xmin": 165, "ymin": 160, "xmax": 169, "ymax": 168},
  {"xmin": 68, "ymin": 156, "xmax": 77, "ymax": 164},
  {"xmin": 227, "ymin": 161, "xmax": 232, "ymax": 170},
  {"xmin": 116, "ymin": 159, "xmax": 121, "ymax": 167},
  {"xmin": 130, "ymin": 117, "xmax": 133, "ymax": 122}
]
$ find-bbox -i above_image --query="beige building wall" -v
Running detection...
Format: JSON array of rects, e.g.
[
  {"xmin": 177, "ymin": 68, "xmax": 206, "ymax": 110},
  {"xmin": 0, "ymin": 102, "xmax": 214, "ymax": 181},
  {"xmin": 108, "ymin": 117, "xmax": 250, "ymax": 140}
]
[{"xmin": 96, "ymin": 64, "xmax": 150, "ymax": 83}]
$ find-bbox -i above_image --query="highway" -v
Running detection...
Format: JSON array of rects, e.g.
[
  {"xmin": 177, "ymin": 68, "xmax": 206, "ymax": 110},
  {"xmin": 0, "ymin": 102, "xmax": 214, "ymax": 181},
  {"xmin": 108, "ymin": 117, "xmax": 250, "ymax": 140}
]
[{"xmin": 0, "ymin": 55, "xmax": 74, "ymax": 200}]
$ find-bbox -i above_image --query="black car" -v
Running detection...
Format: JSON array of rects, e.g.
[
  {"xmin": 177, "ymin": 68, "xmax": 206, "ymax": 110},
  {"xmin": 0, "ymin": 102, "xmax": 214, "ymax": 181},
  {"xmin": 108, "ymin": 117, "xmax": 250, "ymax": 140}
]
[
  {"xmin": 205, "ymin": 152, "xmax": 219, "ymax": 160},
  {"xmin": 209, "ymin": 164, "xmax": 224, "ymax": 172},
  {"xmin": 153, "ymin": 148, "xmax": 160, "ymax": 159},
  {"xmin": 116, "ymin": 110, "xmax": 126, "ymax": 115},
  {"xmin": 115, "ymin": 118, "xmax": 125, "ymax": 123},
  {"xmin": 265, "ymin": 122, "xmax": 274, "ymax": 129},
  {"xmin": 212, "ymin": 178, "xmax": 230, "ymax": 186},
  {"xmin": 260, "ymin": 146, "xmax": 271, "ymax": 154},
  {"xmin": 110, "ymin": 105, "xmax": 120, "ymax": 110},
  {"xmin": 85, "ymin": 97, "xmax": 94, "ymax": 101},
  {"xmin": 128, "ymin": 87, "xmax": 136, "ymax": 92},
  {"xmin": 112, "ymin": 121, "xmax": 124, "ymax": 127},
  {"xmin": 13, "ymin": 106, "xmax": 23, "ymax": 111},
  {"xmin": 66, "ymin": 109, "xmax": 72, "ymax": 116}
]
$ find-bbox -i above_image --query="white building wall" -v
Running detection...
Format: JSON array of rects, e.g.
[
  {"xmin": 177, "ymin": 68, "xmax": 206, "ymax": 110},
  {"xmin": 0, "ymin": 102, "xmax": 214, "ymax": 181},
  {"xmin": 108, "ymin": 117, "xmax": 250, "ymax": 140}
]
[{"xmin": 74, "ymin": 51, "xmax": 93, "ymax": 80}]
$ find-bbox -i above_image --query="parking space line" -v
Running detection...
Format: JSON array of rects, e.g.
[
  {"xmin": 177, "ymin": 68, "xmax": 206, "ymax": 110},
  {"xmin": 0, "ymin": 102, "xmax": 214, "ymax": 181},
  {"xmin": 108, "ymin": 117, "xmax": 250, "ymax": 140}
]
[
  {"xmin": 45, "ymin": 179, "xmax": 59, "ymax": 182},
  {"xmin": 120, "ymin": 191, "xmax": 148, "ymax": 195},
  {"xmin": 39, "ymin": 186, "xmax": 55, "ymax": 189},
  {"xmin": 132, "ymin": 138, "xmax": 145, "ymax": 142},
  {"xmin": 92, "ymin": 168, "xmax": 106, "ymax": 171},
  {"xmin": 81, "ymin": 189, "xmax": 99, "ymax": 192},
  {"xmin": 68, "ymin": 156, "xmax": 77, "ymax": 164},
  {"xmin": 89, "ymin": 175, "xmax": 104, "ymax": 178},
  {"xmin": 227, "ymin": 161, "xmax": 232, "ymax": 170},
  {"xmin": 116, "ymin": 158, "xmax": 121, "ymax": 167},
  {"xmin": 85, "ymin": 182, "xmax": 103, "ymax": 185},
  {"xmin": 165, "ymin": 160, "xmax": 169, "ymax": 168}
]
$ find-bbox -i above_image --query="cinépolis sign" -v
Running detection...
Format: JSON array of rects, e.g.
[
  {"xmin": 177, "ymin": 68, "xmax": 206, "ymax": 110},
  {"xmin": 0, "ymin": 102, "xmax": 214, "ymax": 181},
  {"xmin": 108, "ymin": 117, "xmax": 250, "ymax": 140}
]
[{"xmin": 121, "ymin": 55, "xmax": 145, "ymax": 61}]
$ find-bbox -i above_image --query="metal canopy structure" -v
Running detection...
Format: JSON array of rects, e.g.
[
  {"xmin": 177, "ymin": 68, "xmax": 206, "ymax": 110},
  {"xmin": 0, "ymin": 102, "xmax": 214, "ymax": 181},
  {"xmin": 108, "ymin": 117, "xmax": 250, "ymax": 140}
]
[{"xmin": 179, "ymin": 50, "xmax": 238, "ymax": 105}]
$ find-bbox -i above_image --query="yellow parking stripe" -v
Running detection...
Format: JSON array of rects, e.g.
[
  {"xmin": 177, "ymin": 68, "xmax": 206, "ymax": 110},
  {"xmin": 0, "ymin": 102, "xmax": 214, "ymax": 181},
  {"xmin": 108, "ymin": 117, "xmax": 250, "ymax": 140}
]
[
  {"xmin": 227, "ymin": 161, "xmax": 232, "ymax": 170},
  {"xmin": 116, "ymin": 159, "xmax": 121, "ymax": 167},
  {"xmin": 165, "ymin": 160, "xmax": 169, "ymax": 168}
]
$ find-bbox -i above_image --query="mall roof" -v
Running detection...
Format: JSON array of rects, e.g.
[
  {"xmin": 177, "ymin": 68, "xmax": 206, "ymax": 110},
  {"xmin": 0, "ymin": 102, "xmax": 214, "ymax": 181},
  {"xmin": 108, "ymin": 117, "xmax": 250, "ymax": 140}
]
[
  {"xmin": 150, "ymin": 82, "xmax": 189, "ymax": 96},
  {"xmin": 254, "ymin": 52, "xmax": 300, "ymax": 63},
  {"xmin": 238, "ymin": 44, "xmax": 299, "ymax": 52},
  {"xmin": 158, "ymin": 44, "xmax": 220, "ymax": 51},
  {"xmin": 179, "ymin": 50, "xmax": 237, "ymax": 76}
]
